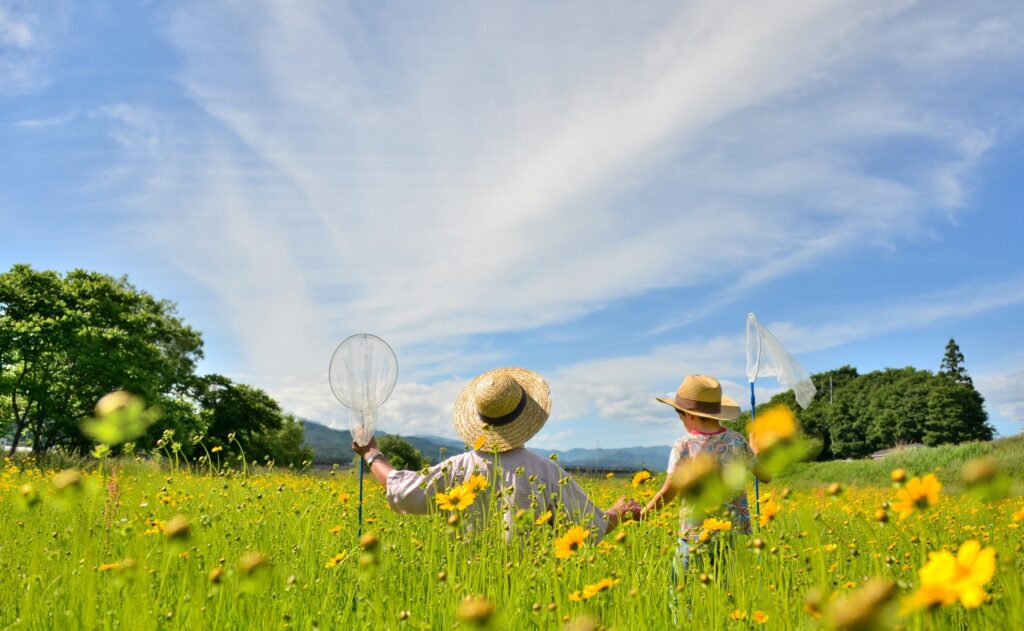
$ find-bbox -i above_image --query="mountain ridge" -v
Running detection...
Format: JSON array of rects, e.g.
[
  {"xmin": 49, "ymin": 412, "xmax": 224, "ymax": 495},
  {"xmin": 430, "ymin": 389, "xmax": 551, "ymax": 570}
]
[{"xmin": 300, "ymin": 419, "xmax": 671, "ymax": 470}]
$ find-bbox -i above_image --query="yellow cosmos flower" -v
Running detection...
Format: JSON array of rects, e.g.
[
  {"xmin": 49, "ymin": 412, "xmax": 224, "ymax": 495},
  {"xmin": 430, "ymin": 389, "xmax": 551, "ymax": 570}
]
[
  {"xmin": 211, "ymin": 445, "xmax": 223, "ymax": 453},
  {"xmin": 892, "ymin": 474, "xmax": 941, "ymax": 520},
  {"xmin": 909, "ymin": 539, "xmax": 996, "ymax": 609},
  {"xmin": 1013, "ymin": 508, "xmax": 1024, "ymax": 522},
  {"xmin": 329, "ymin": 525, "xmax": 343, "ymax": 534},
  {"xmin": 730, "ymin": 609, "xmax": 747, "ymax": 621},
  {"xmin": 569, "ymin": 577, "xmax": 620, "ymax": 601},
  {"xmin": 632, "ymin": 470, "xmax": 652, "ymax": 487},
  {"xmin": 324, "ymin": 552, "xmax": 348, "ymax": 568},
  {"xmin": 436, "ymin": 484, "xmax": 476, "ymax": 511},
  {"xmin": 752, "ymin": 611, "xmax": 768, "ymax": 624},
  {"xmin": 701, "ymin": 517, "xmax": 732, "ymax": 533},
  {"xmin": 473, "ymin": 436, "xmax": 486, "ymax": 450},
  {"xmin": 759, "ymin": 497, "xmax": 780, "ymax": 527},
  {"xmin": 605, "ymin": 472, "xmax": 615, "ymax": 479},
  {"xmin": 748, "ymin": 405, "xmax": 797, "ymax": 453},
  {"xmin": 465, "ymin": 474, "xmax": 488, "ymax": 493},
  {"xmin": 535, "ymin": 510, "xmax": 552, "ymax": 525},
  {"xmin": 555, "ymin": 526, "xmax": 590, "ymax": 559}
]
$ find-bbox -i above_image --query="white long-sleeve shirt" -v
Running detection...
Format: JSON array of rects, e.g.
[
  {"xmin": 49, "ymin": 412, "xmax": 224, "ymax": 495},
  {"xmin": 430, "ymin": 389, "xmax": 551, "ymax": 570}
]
[{"xmin": 385, "ymin": 447, "xmax": 608, "ymax": 540}]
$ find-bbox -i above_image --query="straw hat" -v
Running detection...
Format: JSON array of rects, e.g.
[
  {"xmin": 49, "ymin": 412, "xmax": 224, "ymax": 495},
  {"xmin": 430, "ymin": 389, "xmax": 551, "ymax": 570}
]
[
  {"xmin": 453, "ymin": 367, "xmax": 551, "ymax": 453},
  {"xmin": 656, "ymin": 374, "xmax": 740, "ymax": 421}
]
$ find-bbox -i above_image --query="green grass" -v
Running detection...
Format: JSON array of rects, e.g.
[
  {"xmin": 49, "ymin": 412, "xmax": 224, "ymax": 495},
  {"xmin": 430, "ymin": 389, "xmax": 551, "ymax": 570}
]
[
  {"xmin": 775, "ymin": 435, "xmax": 1024, "ymax": 489},
  {"xmin": 2, "ymin": 452, "xmax": 1022, "ymax": 630}
]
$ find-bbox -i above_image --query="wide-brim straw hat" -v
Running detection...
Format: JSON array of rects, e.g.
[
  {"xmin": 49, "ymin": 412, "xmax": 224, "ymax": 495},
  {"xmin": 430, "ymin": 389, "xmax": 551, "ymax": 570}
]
[
  {"xmin": 656, "ymin": 374, "xmax": 740, "ymax": 422},
  {"xmin": 453, "ymin": 367, "xmax": 551, "ymax": 453}
]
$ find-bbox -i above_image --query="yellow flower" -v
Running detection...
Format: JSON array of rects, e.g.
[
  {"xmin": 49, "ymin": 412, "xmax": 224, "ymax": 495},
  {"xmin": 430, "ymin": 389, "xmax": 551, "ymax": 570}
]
[
  {"xmin": 555, "ymin": 526, "xmax": 590, "ymax": 559},
  {"xmin": 329, "ymin": 525, "xmax": 343, "ymax": 534},
  {"xmin": 535, "ymin": 510, "xmax": 552, "ymax": 525},
  {"xmin": 436, "ymin": 484, "xmax": 476, "ymax": 511},
  {"xmin": 473, "ymin": 436, "xmax": 486, "ymax": 451},
  {"xmin": 892, "ymin": 474, "xmax": 941, "ymax": 520},
  {"xmin": 730, "ymin": 609, "xmax": 747, "ymax": 620},
  {"xmin": 752, "ymin": 611, "xmax": 768, "ymax": 624},
  {"xmin": 605, "ymin": 472, "xmax": 615, "ymax": 479},
  {"xmin": 571, "ymin": 577, "xmax": 620, "ymax": 601},
  {"xmin": 759, "ymin": 497, "xmax": 780, "ymax": 527},
  {"xmin": 211, "ymin": 446, "xmax": 223, "ymax": 453},
  {"xmin": 338, "ymin": 492, "xmax": 351, "ymax": 505},
  {"xmin": 748, "ymin": 405, "xmax": 797, "ymax": 453},
  {"xmin": 632, "ymin": 470, "xmax": 652, "ymax": 487},
  {"xmin": 910, "ymin": 540, "xmax": 996, "ymax": 609},
  {"xmin": 1013, "ymin": 508, "xmax": 1024, "ymax": 522},
  {"xmin": 465, "ymin": 474, "xmax": 488, "ymax": 493},
  {"xmin": 823, "ymin": 544, "xmax": 838, "ymax": 552},
  {"xmin": 890, "ymin": 468, "xmax": 906, "ymax": 483},
  {"xmin": 98, "ymin": 562, "xmax": 121, "ymax": 572},
  {"xmin": 701, "ymin": 517, "xmax": 732, "ymax": 533},
  {"xmin": 324, "ymin": 552, "xmax": 347, "ymax": 568}
]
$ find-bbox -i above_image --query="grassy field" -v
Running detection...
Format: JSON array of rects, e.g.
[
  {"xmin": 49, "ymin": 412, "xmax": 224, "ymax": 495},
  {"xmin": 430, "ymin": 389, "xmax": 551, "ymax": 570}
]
[
  {"xmin": 2, "ymin": 447, "xmax": 1022, "ymax": 630},
  {"xmin": 775, "ymin": 435, "xmax": 1024, "ymax": 489}
]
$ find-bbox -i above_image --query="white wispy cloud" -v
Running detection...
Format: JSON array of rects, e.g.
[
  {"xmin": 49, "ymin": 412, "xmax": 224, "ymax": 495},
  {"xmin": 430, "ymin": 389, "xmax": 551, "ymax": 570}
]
[
  {"xmin": 976, "ymin": 370, "xmax": 1024, "ymax": 427},
  {"xmin": 0, "ymin": 0, "xmax": 70, "ymax": 94},
  {"xmin": 89, "ymin": 0, "xmax": 1024, "ymax": 436}
]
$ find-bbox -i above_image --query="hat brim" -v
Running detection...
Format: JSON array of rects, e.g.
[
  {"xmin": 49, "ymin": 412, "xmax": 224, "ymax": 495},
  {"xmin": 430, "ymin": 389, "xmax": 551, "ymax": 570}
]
[
  {"xmin": 454, "ymin": 367, "xmax": 551, "ymax": 453},
  {"xmin": 655, "ymin": 395, "xmax": 741, "ymax": 421}
]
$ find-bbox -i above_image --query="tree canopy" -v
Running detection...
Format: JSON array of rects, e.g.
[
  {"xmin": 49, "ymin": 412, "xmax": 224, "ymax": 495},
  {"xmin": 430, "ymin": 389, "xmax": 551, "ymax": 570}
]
[
  {"xmin": 1, "ymin": 264, "xmax": 311, "ymax": 467},
  {"xmin": 738, "ymin": 353, "xmax": 992, "ymax": 460}
]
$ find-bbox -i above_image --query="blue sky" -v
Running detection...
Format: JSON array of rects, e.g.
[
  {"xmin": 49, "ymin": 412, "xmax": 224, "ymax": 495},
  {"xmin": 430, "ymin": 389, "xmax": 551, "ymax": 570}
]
[{"xmin": 2, "ymin": 1, "xmax": 1023, "ymax": 448}]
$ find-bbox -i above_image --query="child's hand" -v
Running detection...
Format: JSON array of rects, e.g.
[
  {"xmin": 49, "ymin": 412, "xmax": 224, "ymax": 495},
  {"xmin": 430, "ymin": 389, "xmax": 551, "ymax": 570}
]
[{"xmin": 609, "ymin": 496, "xmax": 643, "ymax": 522}]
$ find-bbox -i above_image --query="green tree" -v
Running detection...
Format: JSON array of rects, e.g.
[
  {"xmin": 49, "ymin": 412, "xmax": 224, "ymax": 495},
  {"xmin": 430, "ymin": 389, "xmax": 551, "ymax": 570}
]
[
  {"xmin": 247, "ymin": 414, "xmax": 314, "ymax": 468},
  {"xmin": 377, "ymin": 434, "xmax": 423, "ymax": 470},
  {"xmin": 939, "ymin": 338, "xmax": 973, "ymax": 386},
  {"xmin": 0, "ymin": 264, "xmax": 203, "ymax": 455},
  {"xmin": 194, "ymin": 375, "xmax": 312, "ymax": 467}
]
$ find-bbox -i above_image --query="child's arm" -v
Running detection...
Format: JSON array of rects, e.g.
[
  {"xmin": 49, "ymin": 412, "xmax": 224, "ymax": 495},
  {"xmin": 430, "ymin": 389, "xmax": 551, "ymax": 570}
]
[{"xmin": 641, "ymin": 475, "xmax": 678, "ymax": 518}]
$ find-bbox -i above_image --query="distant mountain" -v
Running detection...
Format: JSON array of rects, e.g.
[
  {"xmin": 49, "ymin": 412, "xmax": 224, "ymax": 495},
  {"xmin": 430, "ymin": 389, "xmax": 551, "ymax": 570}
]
[
  {"xmin": 300, "ymin": 420, "xmax": 466, "ymax": 465},
  {"xmin": 301, "ymin": 419, "xmax": 670, "ymax": 470}
]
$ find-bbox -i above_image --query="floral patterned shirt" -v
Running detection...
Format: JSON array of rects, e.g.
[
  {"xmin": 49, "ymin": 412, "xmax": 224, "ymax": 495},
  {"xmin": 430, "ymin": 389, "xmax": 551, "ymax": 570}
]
[{"xmin": 666, "ymin": 428, "xmax": 754, "ymax": 540}]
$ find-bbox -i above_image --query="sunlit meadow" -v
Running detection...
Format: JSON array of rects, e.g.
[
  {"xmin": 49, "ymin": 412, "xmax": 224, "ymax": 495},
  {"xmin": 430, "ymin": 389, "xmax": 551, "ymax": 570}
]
[{"xmin": 3, "ymin": 444, "xmax": 1022, "ymax": 630}]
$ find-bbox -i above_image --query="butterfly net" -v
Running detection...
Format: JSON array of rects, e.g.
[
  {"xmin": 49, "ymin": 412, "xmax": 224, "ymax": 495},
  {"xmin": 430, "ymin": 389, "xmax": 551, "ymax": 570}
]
[
  {"xmin": 329, "ymin": 334, "xmax": 398, "ymax": 446},
  {"xmin": 745, "ymin": 313, "xmax": 816, "ymax": 409}
]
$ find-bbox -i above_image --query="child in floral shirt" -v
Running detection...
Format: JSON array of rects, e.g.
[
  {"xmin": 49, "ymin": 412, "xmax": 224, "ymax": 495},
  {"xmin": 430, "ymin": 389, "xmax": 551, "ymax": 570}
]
[{"xmin": 642, "ymin": 375, "xmax": 767, "ymax": 614}]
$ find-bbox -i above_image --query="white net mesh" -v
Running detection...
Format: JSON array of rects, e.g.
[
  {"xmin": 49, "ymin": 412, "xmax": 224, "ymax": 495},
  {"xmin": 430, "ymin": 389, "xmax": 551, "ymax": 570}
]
[
  {"xmin": 328, "ymin": 334, "xmax": 398, "ymax": 446},
  {"xmin": 745, "ymin": 313, "xmax": 816, "ymax": 409}
]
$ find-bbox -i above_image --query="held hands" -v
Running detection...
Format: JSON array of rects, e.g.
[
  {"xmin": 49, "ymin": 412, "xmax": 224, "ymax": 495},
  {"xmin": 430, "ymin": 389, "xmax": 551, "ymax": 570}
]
[{"xmin": 606, "ymin": 496, "xmax": 644, "ymax": 525}]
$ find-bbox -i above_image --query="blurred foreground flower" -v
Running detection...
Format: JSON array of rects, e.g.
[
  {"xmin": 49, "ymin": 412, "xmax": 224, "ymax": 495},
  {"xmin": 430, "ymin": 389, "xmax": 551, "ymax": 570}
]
[
  {"xmin": 820, "ymin": 579, "xmax": 898, "ymax": 630},
  {"xmin": 82, "ymin": 391, "xmax": 160, "ymax": 447},
  {"xmin": 892, "ymin": 474, "xmax": 941, "ymax": 520},
  {"xmin": 457, "ymin": 595, "xmax": 495, "ymax": 626},
  {"xmin": 909, "ymin": 539, "xmax": 995, "ymax": 609},
  {"xmin": 961, "ymin": 457, "xmax": 1011, "ymax": 501},
  {"xmin": 670, "ymin": 453, "xmax": 746, "ymax": 516}
]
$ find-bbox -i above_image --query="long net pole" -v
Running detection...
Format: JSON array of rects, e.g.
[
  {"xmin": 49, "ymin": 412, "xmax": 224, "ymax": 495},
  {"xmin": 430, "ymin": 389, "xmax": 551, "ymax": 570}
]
[
  {"xmin": 751, "ymin": 381, "xmax": 760, "ymax": 526},
  {"xmin": 357, "ymin": 457, "xmax": 365, "ymax": 539}
]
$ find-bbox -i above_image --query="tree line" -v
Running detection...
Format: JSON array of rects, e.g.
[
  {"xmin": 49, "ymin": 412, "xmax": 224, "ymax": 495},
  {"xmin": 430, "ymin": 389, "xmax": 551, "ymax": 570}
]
[
  {"xmin": 0, "ymin": 264, "xmax": 312, "ymax": 467},
  {"xmin": 740, "ymin": 339, "xmax": 993, "ymax": 460}
]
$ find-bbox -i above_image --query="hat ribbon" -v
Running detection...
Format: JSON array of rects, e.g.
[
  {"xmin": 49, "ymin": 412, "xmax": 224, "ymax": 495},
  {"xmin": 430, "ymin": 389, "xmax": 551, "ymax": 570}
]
[
  {"xmin": 674, "ymin": 396, "xmax": 722, "ymax": 414},
  {"xmin": 479, "ymin": 387, "xmax": 528, "ymax": 427}
]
